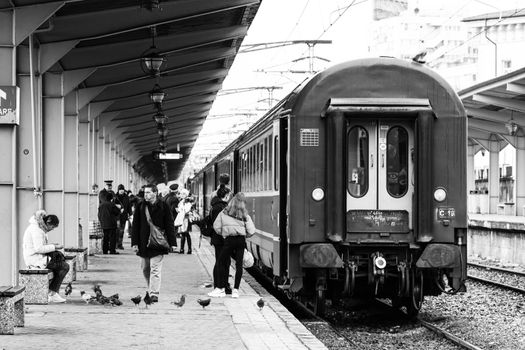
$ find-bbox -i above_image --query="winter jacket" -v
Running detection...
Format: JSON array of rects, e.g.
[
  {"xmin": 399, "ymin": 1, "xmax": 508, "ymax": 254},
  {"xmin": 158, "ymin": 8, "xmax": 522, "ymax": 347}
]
[
  {"xmin": 209, "ymin": 197, "xmax": 228, "ymax": 246},
  {"xmin": 22, "ymin": 216, "xmax": 56, "ymax": 268},
  {"xmin": 164, "ymin": 193, "xmax": 180, "ymax": 220},
  {"xmin": 131, "ymin": 199, "xmax": 177, "ymax": 258},
  {"xmin": 98, "ymin": 201, "xmax": 120, "ymax": 229},
  {"xmin": 213, "ymin": 211, "xmax": 256, "ymax": 238}
]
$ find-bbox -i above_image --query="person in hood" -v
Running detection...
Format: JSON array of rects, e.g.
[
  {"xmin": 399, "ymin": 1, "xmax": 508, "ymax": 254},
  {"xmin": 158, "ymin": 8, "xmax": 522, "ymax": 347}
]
[
  {"xmin": 23, "ymin": 210, "xmax": 69, "ymax": 303},
  {"xmin": 209, "ymin": 193, "xmax": 255, "ymax": 299},
  {"xmin": 208, "ymin": 184, "xmax": 231, "ymax": 293}
]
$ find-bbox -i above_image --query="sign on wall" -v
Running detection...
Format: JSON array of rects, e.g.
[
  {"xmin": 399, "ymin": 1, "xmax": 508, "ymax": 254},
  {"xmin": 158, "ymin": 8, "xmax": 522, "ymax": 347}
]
[{"xmin": 0, "ymin": 86, "xmax": 20, "ymax": 125}]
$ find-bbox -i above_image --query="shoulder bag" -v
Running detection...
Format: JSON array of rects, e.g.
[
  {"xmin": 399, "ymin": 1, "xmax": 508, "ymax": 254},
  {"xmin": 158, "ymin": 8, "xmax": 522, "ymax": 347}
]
[{"xmin": 145, "ymin": 205, "xmax": 170, "ymax": 251}]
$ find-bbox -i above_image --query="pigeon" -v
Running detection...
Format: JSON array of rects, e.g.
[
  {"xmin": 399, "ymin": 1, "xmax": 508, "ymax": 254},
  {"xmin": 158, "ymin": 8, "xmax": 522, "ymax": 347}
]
[
  {"xmin": 172, "ymin": 294, "xmax": 186, "ymax": 307},
  {"xmin": 93, "ymin": 284, "xmax": 102, "ymax": 295},
  {"xmin": 109, "ymin": 293, "xmax": 119, "ymax": 300},
  {"xmin": 197, "ymin": 298, "xmax": 211, "ymax": 309},
  {"xmin": 109, "ymin": 295, "xmax": 123, "ymax": 306},
  {"xmin": 144, "ymin": 291, "xmax": 152, "ymax": 308},
  {"xmin": 131, "ymin": 295, "xmax": 142, "ymax": 307},
  {"xmin": 64, "ymin": 282, "xmax": 72, "ymax": 297},
  {"xmin": 80, "ymin": 291, "xmax": 92, "ymax": 304},
  {"xmin": 257, "ymin": 298, "xmax": 265, "ymax": 310}
]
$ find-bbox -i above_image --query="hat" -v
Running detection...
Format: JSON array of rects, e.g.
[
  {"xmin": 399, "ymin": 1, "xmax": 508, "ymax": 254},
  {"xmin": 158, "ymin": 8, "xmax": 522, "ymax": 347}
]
[
  {"xmin": 169, "ymin": 184, "xmax": 179, "ymax": 191},
  {"xmin": 104, "ymin": 180, "xmax": 113, "ymax": 185},
  {"xmin": 117, "ymin": 184, "xmax": 125, "ymax": 191}
]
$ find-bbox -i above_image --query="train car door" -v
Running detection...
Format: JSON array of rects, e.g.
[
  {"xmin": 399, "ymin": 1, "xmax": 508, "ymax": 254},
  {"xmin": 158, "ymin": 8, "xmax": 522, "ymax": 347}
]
[{"xmin": 346, "ymin": 119, "xmax": 414, "ymax": 231}]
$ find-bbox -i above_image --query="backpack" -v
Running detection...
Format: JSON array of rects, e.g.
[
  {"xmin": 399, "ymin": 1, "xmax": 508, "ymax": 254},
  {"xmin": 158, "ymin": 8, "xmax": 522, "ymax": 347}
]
[{"xmin": 199, "ymin": 213, "xmax": 214, "ymax": 237}]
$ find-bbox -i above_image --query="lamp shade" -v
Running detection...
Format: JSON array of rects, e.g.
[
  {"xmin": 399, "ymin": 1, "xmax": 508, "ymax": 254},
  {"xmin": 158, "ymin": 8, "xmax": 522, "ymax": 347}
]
[
  {"xmin": 141, "ymin": 49, "xmax": 166, "ymax": 77},
  {"xmin": 150, "ymin": 84, "xmax": 166, "ymax": 104},
  {"xmin": 153, "ymin": 111, "xmax": 167, "ymax": 124}
]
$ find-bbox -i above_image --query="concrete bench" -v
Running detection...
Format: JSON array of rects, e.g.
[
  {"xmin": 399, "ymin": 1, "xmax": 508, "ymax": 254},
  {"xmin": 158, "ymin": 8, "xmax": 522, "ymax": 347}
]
[
  {"xmin": 0, "ymin": 285, "xmax": 25, "ymax": 334},
  {"xmin": 89, "ymin": 234, "xmax": 103, "ymax": 255},
  {"xmin": 65, "ymin": 247, "xmax": 88, "ymax": 271},
  {"xmin": 18, "ymin": 269, "xmax": 53, "ymax": 304},
  {"xmin": 64, "ymin": 255, "xmax": 77, "ymax": 283}
]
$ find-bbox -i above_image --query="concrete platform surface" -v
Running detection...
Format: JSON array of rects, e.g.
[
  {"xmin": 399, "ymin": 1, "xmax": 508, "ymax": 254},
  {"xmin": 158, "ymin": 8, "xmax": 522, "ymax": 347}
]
[{"xmin": 1, "ymin": 233, "xmax": 326, "ymax": 350}]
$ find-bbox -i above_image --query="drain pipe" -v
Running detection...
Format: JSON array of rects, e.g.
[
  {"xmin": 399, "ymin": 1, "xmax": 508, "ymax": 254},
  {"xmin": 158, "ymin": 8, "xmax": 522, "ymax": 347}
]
[{"xmin": 29, "ymin": 34, "xmax": 42, "ymax": 208}]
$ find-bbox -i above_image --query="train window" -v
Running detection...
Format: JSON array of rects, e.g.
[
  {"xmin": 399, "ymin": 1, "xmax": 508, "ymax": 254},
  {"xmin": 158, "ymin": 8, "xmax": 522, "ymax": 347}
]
[
  {"xmin": 268, "ymin": 135, "xmax": 273, "ymax": 190},
  {"xmin": 274, "ymin": 136, "xmax": 279, "ymax": 190},
  {"xmin": 264, "ymin": 138, "xmax": 268, "ymax": 190},
  {"xmin": 259, "ymin": 143, "xmax": 264, "ymax": 191},
  {"xmin": 386, "ymin": 126, "xmax": 409, "ymax": 197},
  {"xmin": 347, "ymin": 126, "xmax": 369, "ymax": 198}
]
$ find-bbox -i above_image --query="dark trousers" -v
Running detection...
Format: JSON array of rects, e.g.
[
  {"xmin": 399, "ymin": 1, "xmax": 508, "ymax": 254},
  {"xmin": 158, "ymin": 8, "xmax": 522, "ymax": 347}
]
[
  {"xmin": 102, "ymin": 228, "xmax": 117, "ymax": 253},
  {"xmin": 180, "ymin": 231, "xmax": 192, "ymax": 252},
  {"xmin": 117, "ymin": 216, "xmax": 127, "ymax": 248},
  {"xmin": 217, "ymin": 236, "xmax": 245, "ymax": 289},
  {"xmin": 48, "ymin": 261, "xmax": 70, "ymax": 293},
  {"xmin": 213, "ymin": 243, "xmax": 231, "ymax": 289}
]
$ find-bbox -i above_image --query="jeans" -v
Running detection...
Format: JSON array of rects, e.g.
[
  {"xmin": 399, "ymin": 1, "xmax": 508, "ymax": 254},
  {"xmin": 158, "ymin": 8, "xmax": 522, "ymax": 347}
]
[
  {"xmin": 180, "ymin": 231, "xmax": 192, "ymax": 252},
  {"xmin": 213, "ymin": 243, "xmax": 231, "ymax": 289},
  {"xmin": 217, "ymin": 236, "xmax": 245, "ymax": 289},
  {"xmin": 48, "ymin": 261, "xmax": 70, "ymax": 293},
  {"xmin": 141, "ymin": 255, "xmax": 164, "ymax": 296},
  {"xmin": 102, "ymin": 228, "xmax": 117, "ymax": 253}
]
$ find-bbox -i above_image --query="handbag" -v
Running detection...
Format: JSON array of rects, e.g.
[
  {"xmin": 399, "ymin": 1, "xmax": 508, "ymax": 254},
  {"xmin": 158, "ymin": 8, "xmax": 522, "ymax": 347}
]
[
  {"xmin": 46, "ymin": 250, "xmax": 66, "ymax": 270},
  {"xmin": 242, "ymin": 248, "xmax": 254, "ymax": 268},
  {"xmin": 145, "ymin": 206, "xmax": 170, "ymax": 251}
]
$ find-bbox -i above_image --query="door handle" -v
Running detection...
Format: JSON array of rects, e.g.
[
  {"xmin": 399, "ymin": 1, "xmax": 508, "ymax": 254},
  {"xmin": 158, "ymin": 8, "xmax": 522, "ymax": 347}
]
[
  {"xmin": 370, "ymin": 154, "xmax": 374, "ymax": 168},
  {"xmin": 381, "ymin": 153, "xmax": 385, "ymax": 168}
]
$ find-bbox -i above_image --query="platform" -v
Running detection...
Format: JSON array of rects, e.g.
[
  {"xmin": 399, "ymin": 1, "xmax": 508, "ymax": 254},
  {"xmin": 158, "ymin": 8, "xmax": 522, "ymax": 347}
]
[
  {"xmin": 468, "ymin": 213, "xmax": 525, "ymax": 231},
  {"xmin": 1, "ymin": 232, "xmax": 326, "ymax": 350}
]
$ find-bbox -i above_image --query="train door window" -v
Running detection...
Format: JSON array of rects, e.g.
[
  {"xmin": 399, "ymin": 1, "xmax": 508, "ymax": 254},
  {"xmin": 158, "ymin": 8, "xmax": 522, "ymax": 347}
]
[
  {"xmin": 259, "ymin": 143, "xmax": 264, "ymax": 191},
  {"xmin": 274, "ymin": 136, "xmax": 279, "ymax": 190},
  {"xmin": 263, "ymin": 138, "xmax": 268, "ymax": 190},
  {"xmin": 347, "ymin": 126, "xmax": 369, "ymax": 197},
  {"xmin": 386, "ymin": 126, "xmax": 408, "ymax": 197},
  {"xmin": 268, "ymin": 135, "xmax": 273, "ymax": 190}
]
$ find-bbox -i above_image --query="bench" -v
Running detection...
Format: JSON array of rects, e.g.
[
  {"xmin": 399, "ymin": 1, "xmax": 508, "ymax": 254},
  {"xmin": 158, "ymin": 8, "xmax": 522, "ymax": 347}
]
[
  {"xmin": 64, "ymin": 255, "xmax": 77, "ymax": 283},
  {"xmin": 0, "ymin": 285, "xmax": 25, "ymax": 334},
  {"xmin": 89, "ymin": 234, "xmax": 103, "ymax": 256},
  {"xmin": 19, "ymin": 269, "xmax": 53, "ymax": 304},
  {"xmin": 65, "ymin": 247, "xmax": 88, "ymax": 271}
]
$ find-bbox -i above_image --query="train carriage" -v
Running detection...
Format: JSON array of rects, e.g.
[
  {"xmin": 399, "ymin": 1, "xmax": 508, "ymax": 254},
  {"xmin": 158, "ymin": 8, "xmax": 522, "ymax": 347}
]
[{"xmin": 191, "ymin": 57, "xmax": 467, "ymax": 316}]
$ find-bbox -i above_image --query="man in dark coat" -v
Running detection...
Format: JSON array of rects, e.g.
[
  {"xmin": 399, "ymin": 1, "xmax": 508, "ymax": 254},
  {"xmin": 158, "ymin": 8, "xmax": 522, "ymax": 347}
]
[
  {"xmin": 209, "ymin": 184, "xmax": 232, "ymax": 293},
  {"xmin": 98, "ymin": 191, "xmax": 121, "ymax": 254},
  {"xmin": 131, "ymin": 184, "xmax": 177, "ymax": 303},
  {"xmin": 99, "ymin": 180, "xmax": 116, "ymax": 204},
  {"xmin": 164, "ymin": 183, "xmax": 180, "ymax": 221},
  {"xmin": 114, "ymin": 184, "xmax": 131, "ymax": 249}
]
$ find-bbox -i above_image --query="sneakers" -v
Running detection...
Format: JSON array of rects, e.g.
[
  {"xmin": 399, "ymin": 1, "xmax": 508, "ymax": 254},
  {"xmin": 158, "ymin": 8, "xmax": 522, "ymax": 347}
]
[
  {"xmin": 48, "ymin": 293, "xmax": 66, "ymax": 303},
  {"xmin": 231, "ymin": 289, "xmax": 239, "ymax": 298},
  {"xmin": 208, "ymin": 288, "xmax": 225, "ymax": 298}
]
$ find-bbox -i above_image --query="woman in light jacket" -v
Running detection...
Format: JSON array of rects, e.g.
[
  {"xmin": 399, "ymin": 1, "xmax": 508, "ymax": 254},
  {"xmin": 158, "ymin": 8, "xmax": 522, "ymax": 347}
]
[
  {"xmin": 22, "ymin": 210, "xmax": 69, "ymax": 303},
  {"xmin": 208, "ymin": 193, "xmax": 255, "ymax": 298}
]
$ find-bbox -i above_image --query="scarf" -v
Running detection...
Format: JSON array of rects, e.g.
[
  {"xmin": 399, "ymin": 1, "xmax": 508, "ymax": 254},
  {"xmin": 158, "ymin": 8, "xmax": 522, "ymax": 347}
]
[{"xmin": 35, "ymin": 210, "xmax": 53, "ymax": 233}]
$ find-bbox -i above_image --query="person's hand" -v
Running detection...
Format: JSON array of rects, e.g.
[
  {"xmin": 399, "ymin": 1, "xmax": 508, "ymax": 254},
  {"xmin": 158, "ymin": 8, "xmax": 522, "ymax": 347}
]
[
  {"xmin": 116, "ymin": 204, "xmax": 122, "ymax": 209},
  {"xmin": 54, "ymin": 244, "xmax": 64, "ymax": 250},
  {"xmin": 132, "ymin": 245, "xmax": 138, "ymax": 253}
]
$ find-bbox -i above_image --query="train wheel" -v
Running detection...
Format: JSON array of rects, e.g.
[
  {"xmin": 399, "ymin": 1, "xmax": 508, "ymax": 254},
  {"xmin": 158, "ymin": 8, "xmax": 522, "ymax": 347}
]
[
  {"xmin": 313, "ymin": 288, "xmax": 326, "ymax": 317},
  {"xmin": 407, "ymin": 269, "xmax": 424, "ymax": 317}
]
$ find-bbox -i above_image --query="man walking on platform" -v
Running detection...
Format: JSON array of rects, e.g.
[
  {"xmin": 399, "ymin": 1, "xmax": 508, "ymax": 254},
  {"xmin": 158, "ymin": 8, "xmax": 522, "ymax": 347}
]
[
  {"xmin": 131, "ymin": 184, "xmax": 177, "ymax": 303},
  {"xmin": 98, "ymin": 191, "xmax": 121, "ymax": 254}
]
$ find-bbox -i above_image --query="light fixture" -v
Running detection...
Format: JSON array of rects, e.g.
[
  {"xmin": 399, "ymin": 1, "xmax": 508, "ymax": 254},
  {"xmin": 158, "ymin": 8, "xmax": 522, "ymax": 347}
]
[
  {"xmin": 157, "ymin": 125, "xmax": 168, "ymax": 137},
  {"xmin": 150, "ymin": 84, "xmax": 166, "ymax": 104},
  {"xmin": 153, "ymin": 111, "xmax": 167, "ymax": 124},
  {"xmin": 140, "ymin": 0, "xmax": 161, "ymax": 11},
  {"xmin": 505, "ymin": 112, "xmax": 518, "ymax": 136},
  {"xmin": 140, "ymin": 27, "xmax": 166, "ymax": 77}
]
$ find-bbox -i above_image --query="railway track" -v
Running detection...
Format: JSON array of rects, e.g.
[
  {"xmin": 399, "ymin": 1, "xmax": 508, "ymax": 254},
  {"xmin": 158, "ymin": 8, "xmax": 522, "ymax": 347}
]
[{"xmin": 467, "ymin": 262, "xmax": 525, "ymax": 295}]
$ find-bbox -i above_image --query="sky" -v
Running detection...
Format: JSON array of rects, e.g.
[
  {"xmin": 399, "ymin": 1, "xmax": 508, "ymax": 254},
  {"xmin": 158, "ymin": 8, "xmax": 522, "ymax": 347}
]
[{"xmin": 181, "ymin": 0, "xmax": 525, "ymax": 180}]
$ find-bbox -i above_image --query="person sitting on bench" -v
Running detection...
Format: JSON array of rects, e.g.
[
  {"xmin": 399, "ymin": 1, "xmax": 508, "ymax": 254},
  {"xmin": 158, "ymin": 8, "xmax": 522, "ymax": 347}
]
[{"xmin": 22, "ymin": 210, "xmax": 69, "ymax": 303}]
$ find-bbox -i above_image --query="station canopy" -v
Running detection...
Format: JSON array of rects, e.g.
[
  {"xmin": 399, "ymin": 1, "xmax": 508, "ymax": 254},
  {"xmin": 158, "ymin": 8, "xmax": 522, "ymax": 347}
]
[
  {"xmin": 3, "ymin": 0, "xmax": 260, "ymax": 183},
  {"xmin": 460, "ymin": 67, "xmax": 525, "ymax": 152}
]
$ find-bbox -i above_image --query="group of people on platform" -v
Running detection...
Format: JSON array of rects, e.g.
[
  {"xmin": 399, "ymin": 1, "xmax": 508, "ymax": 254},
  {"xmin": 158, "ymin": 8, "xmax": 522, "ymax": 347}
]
[{"xmin": 21, "ymin": 173, "xmax": 256, "ymax": 304}]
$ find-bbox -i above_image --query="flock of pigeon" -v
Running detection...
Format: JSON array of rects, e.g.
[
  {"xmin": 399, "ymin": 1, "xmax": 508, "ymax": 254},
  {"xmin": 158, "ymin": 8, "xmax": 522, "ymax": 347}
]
[{"xmin": 64, "ymin": 282, "xmax": 265, "ymax": 310}]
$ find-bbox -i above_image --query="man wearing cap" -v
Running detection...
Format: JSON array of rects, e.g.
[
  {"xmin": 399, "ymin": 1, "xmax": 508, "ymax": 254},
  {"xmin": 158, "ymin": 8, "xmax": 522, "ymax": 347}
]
[
  {"xmin": 114, "ymin": 184, "xmax": 131, "ymax": 249},
  {"xmin": 164, "ymin": 184, "xmax": 180, "ymax": 221},
  {"xmin": 99, "ymin": 180, "xmax": 116, "ymax": 204}
]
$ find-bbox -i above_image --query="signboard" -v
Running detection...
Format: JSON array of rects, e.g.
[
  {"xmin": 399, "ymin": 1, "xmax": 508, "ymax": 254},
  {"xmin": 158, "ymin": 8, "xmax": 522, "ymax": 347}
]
[
  {"xmin": 437, "ymin": 207, "xmax": 455, "ymax": 220},
  {"xmin": 152, "ymin": 151, "xmax": 183, "ymax": 160},
  {"xmin": 347, "ymin": 210, "xmax": 409, "ymax": 233},
  {"xmin": 0, "ymin": 86, "xmax": 20, "ymax": 124}
]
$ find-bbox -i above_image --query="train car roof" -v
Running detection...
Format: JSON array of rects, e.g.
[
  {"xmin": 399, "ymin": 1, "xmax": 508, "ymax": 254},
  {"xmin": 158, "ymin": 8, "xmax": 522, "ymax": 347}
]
[{"xmin": 289, "ymin": 57, "xmax": 466, "ymax": 118}]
